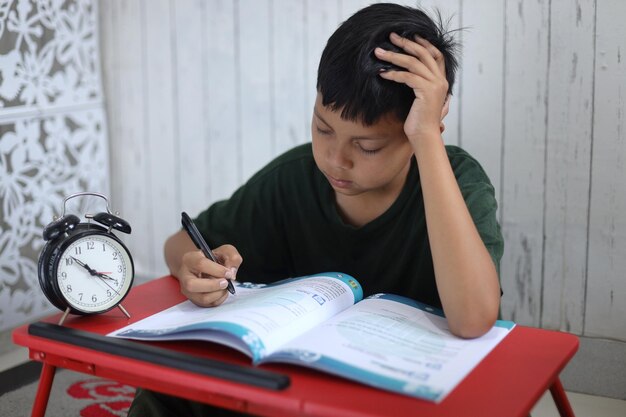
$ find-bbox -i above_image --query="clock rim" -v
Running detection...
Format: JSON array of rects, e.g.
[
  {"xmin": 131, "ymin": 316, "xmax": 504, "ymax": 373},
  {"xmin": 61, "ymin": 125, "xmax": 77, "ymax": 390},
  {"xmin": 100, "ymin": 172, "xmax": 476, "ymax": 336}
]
[
  {"xmin": 38, "ymin": 240, "xmax": 68, "ymax": 311},
  {"xmin": 42, "ymin": 224, "xmax": 135, "ymax": 315}
]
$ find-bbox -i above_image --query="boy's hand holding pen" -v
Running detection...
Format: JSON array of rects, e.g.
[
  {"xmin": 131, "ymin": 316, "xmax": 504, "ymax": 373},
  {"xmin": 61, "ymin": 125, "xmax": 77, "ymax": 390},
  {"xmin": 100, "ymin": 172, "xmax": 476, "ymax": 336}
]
[{"xmin": 180, "ymin": 212, "xmax": 240, "ymax": 307}]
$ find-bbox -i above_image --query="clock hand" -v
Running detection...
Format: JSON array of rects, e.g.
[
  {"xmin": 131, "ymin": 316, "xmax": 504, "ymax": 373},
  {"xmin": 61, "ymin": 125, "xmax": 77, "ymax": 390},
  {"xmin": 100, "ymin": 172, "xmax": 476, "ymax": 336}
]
[
  {"xmin": 70, "ymin": 257, "xmax": 118, "ymax": 283},
  {"xmin": 95, "ymin": 271, "xmax": 118, "ymax": 284},
  {"xmin": 96, "ymin": 274, "xmax": 122, "ymax": 296},
  {"xmin": 70, "ymin": 256, "xmax": 98, "ymax": 276}
]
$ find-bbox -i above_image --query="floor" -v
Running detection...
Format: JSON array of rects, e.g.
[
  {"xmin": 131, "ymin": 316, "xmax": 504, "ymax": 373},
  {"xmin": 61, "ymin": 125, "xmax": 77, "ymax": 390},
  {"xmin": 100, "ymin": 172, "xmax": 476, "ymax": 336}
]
[
  {"xmin": 0, "ymin": 347, "xmax": 29, "ymax": 373},
  {"xmin": 2, "ymin": 347, "xmax": 626, "ymax": 416},
  {"xmin": 531, "ymin": 390, "xmax": 626, "ymax": 417}
]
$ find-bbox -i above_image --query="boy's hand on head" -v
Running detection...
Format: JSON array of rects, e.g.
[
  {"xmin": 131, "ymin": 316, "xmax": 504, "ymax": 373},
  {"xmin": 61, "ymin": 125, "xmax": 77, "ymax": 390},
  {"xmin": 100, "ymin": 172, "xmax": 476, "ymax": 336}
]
[
  {"xmin": 375, "ymin": 33, "xmax": 449, "ymax": 144},
  {"xmin": 177, "ymin": 244, "xmax": 242, "ymax": 307}
]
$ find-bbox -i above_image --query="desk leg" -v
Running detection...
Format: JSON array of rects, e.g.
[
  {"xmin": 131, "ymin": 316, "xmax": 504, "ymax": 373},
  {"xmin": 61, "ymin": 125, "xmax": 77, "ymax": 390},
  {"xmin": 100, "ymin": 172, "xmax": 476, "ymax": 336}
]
[
  {"xmin": 549, "ymin": 378, "xmax": 576, "ymax": 417},
  {"xmin": 31, "ymin": 363, "xmax": 57, "ymax": 417}
]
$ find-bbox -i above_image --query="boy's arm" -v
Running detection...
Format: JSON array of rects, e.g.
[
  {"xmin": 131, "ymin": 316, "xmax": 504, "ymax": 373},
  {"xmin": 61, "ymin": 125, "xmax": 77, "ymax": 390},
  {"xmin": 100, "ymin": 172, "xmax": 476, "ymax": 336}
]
[
  {"xmin": 164, "ymin": 230, "xmax": 242, "ymax": 307},
  {"xmin": 412, "ymin": 138, "xmax": 501, "ymax": 338},
  {"xmin": 376, "ymin": 34, "xmax": 500, "ymax": 338}
]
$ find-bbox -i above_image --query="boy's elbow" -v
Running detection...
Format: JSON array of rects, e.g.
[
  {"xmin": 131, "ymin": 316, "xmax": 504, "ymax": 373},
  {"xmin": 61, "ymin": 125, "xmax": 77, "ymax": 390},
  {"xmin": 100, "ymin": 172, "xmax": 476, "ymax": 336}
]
[
  {"xmin": 448, "ymin": 306, "xmax": 499, "ymax": 339},
  {"xmin": 449, "ymin": 319, "xmax": 496, "ymax": 339}
]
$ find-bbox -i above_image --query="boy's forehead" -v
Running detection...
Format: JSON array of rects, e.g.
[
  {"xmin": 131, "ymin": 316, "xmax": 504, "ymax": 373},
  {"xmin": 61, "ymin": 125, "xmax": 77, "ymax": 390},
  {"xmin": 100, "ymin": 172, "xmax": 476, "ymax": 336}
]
[{"xmin": 314, "ymin": 94, "xmax": 404, "ymax": 133}]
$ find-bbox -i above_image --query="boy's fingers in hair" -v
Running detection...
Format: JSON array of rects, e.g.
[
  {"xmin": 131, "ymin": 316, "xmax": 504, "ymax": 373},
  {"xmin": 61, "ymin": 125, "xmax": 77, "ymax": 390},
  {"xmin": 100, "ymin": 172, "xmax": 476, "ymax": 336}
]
[
  {"xmin": 380, "ymin": 70, "xmax": 448, "ymax": 108},
  {"xmin": 414, "ymin": 36, "xmax": 446, "ymax": 75},
  {"xmin": 378, "ymin": 69, "xmax": 426, "ymax": 92},
  {"xmin": 388, "ymin": 32, "xmax": 440, "ymax": 78},
  {"xmin": 375, "ymin": 47, "xmax": 433, "ymax": 82}
]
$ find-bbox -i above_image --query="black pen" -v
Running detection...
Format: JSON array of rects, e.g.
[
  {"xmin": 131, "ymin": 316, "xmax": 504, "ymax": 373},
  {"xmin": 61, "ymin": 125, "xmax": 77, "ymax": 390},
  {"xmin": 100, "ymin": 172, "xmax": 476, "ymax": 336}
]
[{"xmin": 181, "ymin": 211, "xmax": 236, "ymax": 295}]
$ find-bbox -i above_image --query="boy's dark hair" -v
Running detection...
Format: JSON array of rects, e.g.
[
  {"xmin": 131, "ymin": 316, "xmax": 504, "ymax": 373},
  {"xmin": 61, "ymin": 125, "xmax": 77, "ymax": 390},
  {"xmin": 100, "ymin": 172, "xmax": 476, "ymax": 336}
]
[{"xmin": 316, "ymin": 3, "xmax": 460, "ymax": 126}]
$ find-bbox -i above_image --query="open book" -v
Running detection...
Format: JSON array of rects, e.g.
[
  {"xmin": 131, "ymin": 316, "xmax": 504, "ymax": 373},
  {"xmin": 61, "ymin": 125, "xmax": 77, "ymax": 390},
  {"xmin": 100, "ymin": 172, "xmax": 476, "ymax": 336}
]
[{"xmin": 109, "ymin": 272, "xmax": 514, "ymax": 402}]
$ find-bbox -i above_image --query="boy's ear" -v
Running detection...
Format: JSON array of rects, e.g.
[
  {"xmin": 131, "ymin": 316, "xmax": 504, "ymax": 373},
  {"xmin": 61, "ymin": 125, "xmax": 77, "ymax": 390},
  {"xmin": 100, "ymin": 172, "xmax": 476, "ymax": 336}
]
[
  {"xmin": 441, "ymin": 95, "xmax": 451, "ymax": 121},
  {"xmin": 439, "ymin": 95, "xmax": 451, "ymax": 134}
]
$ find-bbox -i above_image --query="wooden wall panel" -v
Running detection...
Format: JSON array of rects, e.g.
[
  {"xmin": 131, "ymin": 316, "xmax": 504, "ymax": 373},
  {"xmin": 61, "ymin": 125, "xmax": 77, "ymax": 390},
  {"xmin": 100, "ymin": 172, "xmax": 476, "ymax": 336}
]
[
  {"xmin": 106, "ymin": 0, "xmax": 152, "ymax": 276},
  {"xmin": 338, "ymin": 0, "xmax": 377, "ymax": 22},
  {"xmin": 271, "ymin": 0, "xmax": 309, "ymax": 154},
  {"xmin": 99, "ymin": 0, "xmax": 626, "ymax": 342},
  {"xmin": 586, "ymin": 0, "xmax": 626, "ymax": 339},
  {"xmin": 541, "ymin": 0, "xmax": 595, "ymax": 333},
  {"xmin": 205, "ymin": 0, "xmax": 240, "ymax": 204},
  {"xmin": 144, "ymin": 0, "xmax": 178, "ymax": 276},
  {"xmin": 238, "ymin": 0, "xmax": 273, "ymax": 182},
  {"xmin": 460, "ymin": 0, "xmax": 504, "ymax": 204},
  {"xmin": 499, "ymin": 0, "xmax": 550, "ymax": 326},
  {"xmin": 173, "ymin": 0, "xmax": 208, "ymax": 217},
  {"xmin": 304, "ymin": 0, "xmax": 340, "ymax": 120}
]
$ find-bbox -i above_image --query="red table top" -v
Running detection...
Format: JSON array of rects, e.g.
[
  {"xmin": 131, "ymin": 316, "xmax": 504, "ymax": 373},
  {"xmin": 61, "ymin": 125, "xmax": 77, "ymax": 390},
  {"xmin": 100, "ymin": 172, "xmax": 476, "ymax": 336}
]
[{"xmin": 13, "ymin": 276, "xmax": 579, "ymax": 417}]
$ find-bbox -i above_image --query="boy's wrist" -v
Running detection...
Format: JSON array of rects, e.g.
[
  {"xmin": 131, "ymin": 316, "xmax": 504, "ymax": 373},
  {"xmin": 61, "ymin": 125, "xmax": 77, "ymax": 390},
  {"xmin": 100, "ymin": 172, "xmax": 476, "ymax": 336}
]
[{"xmin": 408, "ymin": 130, "xmax": 444, "ymax": 153}]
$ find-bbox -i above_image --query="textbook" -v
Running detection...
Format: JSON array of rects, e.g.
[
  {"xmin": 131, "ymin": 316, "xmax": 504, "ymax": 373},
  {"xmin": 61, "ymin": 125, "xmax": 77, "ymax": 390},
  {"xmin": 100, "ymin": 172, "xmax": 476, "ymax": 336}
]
[{"xmin": 109, "ymin": 272, "xmax": 515, "ymax": 402}]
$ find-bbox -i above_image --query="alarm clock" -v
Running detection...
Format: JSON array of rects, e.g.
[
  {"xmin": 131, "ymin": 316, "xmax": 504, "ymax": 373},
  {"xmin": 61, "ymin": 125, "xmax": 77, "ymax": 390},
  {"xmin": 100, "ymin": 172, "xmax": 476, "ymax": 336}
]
[{"xmin": 38, "ymin": 192, "xmax": 134, "ymax": 321}]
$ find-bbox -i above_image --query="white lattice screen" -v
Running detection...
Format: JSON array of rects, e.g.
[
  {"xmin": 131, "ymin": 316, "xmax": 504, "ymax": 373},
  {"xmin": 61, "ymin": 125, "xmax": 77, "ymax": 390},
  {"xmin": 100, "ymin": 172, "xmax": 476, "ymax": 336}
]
[{"xmin": 0, "ymin": 0, "xmax": 109, "ymax": 333}]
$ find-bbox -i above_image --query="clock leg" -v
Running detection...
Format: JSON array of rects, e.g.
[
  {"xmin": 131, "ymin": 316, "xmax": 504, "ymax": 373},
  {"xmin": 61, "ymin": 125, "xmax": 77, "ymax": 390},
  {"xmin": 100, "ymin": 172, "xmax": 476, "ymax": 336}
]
[
  {"xmin": 118, "ymin": 303, "xmax": 131, "ymax": 318},
  {"xmin": 57, "ymin": 307, "xmax": 71, "ymax": 326}
]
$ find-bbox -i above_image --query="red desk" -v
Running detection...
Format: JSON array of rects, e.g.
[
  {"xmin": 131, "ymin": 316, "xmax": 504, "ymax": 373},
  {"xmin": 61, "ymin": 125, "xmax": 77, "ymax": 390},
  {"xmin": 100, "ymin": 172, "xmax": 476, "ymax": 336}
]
[{"xmin": 13, "ymin": 276, "xmax": 578, "ymax": 417}]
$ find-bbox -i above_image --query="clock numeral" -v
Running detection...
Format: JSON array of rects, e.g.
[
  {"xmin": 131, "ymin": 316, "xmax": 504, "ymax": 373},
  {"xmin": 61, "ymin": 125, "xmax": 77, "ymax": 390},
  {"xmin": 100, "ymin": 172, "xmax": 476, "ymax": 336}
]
[
  {"xmin": 118, "ymin": 265, "xmax": 123, "ymax": 273},
  {"xmin": 87, "ymin": 241, "xmax": 95, "ymax": 250},
  {"xmin": 112, "ymin": 252, "xmax": 118, "ymax": 260},
  {"xmin": 78, "ymin": 293, "xmax": 84, "ymax": 300},
  {"xmin": 74, "ymin": 246, "xmax": 82, "ymax": 255},
  {"xmin": 102, "ymin": 243, "xmax": 106, "ymax": 252},
  {"xmin": 66, "ymin": 284, "xmax": 72, "ymax": 293},
  {"xmin": 60, "ymin": 272, "xmax": 67, "ymax": 279},
  {"xmin": 92, "ymin": 294, "xmax": 97, "ymax": 303},
  {"xmin": 107, "ymin": 289, "xmax": 112, "ymax": 297},
  {"xmin": 65, "ymin": 258, "xmax": 73, "ymax": 266}
]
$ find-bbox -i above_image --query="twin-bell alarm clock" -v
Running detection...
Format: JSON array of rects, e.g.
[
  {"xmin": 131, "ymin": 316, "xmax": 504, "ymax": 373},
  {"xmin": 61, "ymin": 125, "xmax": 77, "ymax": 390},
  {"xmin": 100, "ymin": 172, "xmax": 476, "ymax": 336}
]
[{"xmin": 38, "ymin": 192, "xmax": 134, "ymax": 319}]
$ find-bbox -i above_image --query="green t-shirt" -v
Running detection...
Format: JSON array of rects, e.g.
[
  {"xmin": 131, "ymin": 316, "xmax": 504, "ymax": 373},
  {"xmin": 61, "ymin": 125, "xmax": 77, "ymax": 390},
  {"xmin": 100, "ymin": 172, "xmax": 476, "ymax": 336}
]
[{"xmin": 194, "ymin": 143, "xmax": 503, "ymax": 308}]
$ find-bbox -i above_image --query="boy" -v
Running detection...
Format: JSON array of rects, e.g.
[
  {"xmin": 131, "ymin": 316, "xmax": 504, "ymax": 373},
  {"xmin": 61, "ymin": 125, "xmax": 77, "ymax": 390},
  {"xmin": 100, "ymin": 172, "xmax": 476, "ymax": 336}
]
[{"xmin": 129, "ymin": 3, "xmax": 503, "ymax": 416}]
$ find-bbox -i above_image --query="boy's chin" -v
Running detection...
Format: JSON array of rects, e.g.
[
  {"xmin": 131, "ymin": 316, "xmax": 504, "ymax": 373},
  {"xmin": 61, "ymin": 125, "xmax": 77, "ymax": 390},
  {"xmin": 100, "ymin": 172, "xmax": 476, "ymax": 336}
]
[{"xmin": 329, "ymin": 184, "xmax": 364, "ymax": 197}]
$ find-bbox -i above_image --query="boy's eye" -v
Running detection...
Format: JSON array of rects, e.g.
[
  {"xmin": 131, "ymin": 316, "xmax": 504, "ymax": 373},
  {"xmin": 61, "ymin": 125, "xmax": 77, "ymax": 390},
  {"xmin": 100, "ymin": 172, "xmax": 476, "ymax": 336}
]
[
  {"xmin": 357, "ymin": 144, "xmax": 382, "ymax": 155},
  {"xmin": 315, "ymin": 126, "xmax": 332, "ymax": 135}
]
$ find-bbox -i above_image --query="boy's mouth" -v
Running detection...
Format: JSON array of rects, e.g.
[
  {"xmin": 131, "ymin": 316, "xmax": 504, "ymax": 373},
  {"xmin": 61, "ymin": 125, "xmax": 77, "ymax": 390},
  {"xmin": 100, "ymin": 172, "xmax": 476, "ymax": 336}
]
[{"xmin": 326, "ymin": 174, "xmax": 353, "ymax": 189}]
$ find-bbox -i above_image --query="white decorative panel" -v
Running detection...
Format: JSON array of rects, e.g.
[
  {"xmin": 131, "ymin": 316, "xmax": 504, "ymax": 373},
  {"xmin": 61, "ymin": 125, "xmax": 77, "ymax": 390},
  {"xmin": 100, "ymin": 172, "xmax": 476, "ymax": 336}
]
[
  {"xmin": 0, "ymin": 0, "xmax": 101, "ymax": 109},
  {"xmin": 0, "ymin": 0, "xmax": 108, "ymax": 332}
]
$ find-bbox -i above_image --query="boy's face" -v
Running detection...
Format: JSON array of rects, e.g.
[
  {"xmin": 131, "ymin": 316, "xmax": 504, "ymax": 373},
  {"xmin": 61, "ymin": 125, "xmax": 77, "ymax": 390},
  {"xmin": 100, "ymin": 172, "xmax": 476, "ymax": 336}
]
[{"xmin": 311, "ymin": 94, "xmax": 414, "ymax": 203}]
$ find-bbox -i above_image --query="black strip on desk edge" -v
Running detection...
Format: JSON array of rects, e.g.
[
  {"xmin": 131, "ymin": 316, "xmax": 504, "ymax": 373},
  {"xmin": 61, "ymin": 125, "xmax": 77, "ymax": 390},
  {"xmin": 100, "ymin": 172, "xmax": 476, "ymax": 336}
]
[{"xmin": 28, "ymin": 322, "xmax": 290, "ymax": 390}]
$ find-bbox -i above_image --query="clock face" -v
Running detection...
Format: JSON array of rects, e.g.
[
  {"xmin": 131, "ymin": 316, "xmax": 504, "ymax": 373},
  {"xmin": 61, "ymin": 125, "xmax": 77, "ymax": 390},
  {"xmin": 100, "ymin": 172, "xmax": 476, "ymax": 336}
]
[{"xmin": 55, "ymin": 233, "xmax": 133, "ymax": 313}]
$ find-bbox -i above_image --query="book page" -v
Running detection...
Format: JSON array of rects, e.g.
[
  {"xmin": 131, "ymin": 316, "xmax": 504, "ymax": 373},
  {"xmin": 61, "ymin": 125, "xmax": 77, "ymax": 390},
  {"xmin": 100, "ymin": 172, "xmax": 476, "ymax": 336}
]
[
  {"xmin": 109, "ymin": 273, "xmax": 363, "ymax": 361},
  {"xmin": 262, "ymin": 294, "xmax": 515, "ymax": 402}
]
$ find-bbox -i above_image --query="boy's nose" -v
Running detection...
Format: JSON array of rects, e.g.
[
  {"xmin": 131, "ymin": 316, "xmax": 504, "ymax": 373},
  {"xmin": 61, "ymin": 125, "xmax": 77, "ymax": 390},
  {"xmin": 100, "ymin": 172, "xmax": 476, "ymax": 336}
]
[{"xmin": 328, "ymin": 145, "xmax": 353, "ymax": 170}]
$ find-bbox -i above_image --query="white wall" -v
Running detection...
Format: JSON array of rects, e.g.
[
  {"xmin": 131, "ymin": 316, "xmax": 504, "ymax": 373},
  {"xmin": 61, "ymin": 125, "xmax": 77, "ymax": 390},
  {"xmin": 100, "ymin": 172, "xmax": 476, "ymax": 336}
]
[{"xmin": 99, "ymin": 0, "xmax": 626, "ymax": 344}]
